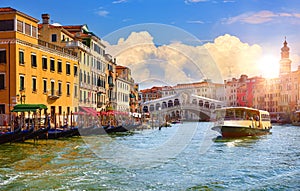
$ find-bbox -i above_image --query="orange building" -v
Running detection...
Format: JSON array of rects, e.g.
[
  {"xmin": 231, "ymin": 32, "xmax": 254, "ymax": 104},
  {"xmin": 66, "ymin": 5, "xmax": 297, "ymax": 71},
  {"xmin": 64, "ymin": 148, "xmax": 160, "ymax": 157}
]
[{"xmin": 0, "ymin": 7, "xmax": 78, "ymax": 125}]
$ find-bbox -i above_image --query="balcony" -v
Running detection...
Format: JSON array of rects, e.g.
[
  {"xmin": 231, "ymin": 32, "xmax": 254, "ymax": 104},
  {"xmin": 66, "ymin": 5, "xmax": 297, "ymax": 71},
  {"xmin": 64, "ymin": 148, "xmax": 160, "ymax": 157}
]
[
  {"xmin": 97, "ymin": 86, "xmax": 106, "ymax": 94},
  {"xmin": 65, "ymin": 41, "xmax": 90, "ymax": 52},
  {"xmin": 48, "ymin": 90, "xmax": 61, "ymax": 99}
]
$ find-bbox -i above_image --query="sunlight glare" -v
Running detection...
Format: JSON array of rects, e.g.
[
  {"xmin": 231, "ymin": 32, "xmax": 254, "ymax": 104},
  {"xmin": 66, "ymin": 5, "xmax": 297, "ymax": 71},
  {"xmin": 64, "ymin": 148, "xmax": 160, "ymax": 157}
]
[{"xmin": 258, "ymin": 55, "xmax": 279, "ymax": 78}]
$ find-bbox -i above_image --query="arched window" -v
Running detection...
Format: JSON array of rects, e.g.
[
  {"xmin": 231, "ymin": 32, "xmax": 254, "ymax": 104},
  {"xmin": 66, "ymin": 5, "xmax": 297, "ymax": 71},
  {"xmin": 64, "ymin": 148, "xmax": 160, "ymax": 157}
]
[
  {"xmin": 199, "ymin": 100, "xmax": 203, "ymax": 107},
  {"xmin": 143, "ymin": 106, "xmax": 149, "ymax": 112},
  {"xmin": 174, "ymin": 99, "xmax": 180, "ymax": 106},
  {"xmin": 168, "ymin": 100, "xmax": 173, "ymax": 107},
  {"xmin": 149, "ymin": 104, "xmax": 155, "ymax": 112},
  {"xmin": 204, "ymin": 102, "xmax": 209, "ymax": 108},
  {"xmin": 108, "ymin": 75, "xmax": 114, "ymax": 88},
  {"xmin": 162, "ymin": 102, "xmax": 167, "ymax": 109},
  {"xmin": 210, "ymin": 103, "xmax": 215, "ymax": 109},
  {"xmin": 192, "ymin": 99, "xmax": 197, "ymax": 105},
  {"xmin": 156, "ymin": 103, "xmax": 161, "ymax": 110}
]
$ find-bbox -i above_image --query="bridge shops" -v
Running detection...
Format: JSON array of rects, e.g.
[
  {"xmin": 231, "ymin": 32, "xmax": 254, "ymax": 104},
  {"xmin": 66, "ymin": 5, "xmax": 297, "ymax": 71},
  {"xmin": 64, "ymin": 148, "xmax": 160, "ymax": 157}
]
[{"xmin": 141, "ymin": 91, "xmax": 226, "ymax": 122}]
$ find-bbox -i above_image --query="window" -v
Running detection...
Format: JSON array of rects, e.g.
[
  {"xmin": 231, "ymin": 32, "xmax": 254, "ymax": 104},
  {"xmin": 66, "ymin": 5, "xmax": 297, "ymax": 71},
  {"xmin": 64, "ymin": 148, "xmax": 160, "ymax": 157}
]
[
  {"xmin": 20, "ymin": 75, "xmax": 25, "ymax": 91},
  {"xmin": 59, "ymin": 106, "xmax": 62, "ymax": 115},
  {"xmin": 42, "ymin": 56, "xmax": 47, "ymax": 70},
  {"xmin": 17, "ymin": 20, "xmax": 23, "ymax": 33},
  {"xmin": 0, "ymin": 104, "xmax": 5, "ymax": 114},
  {"xmin": 0, "ymin": 50, "xmax": 6, "ymax": 64},
  {"xmin": 43, "ymin": 79, "xmax": 47, "ymax": 93},
  {"xmin": 0, "ymin": 20, "xmax": 14, "ymax": 31},
  {"xmin": 32, "ymin": 77, "xmax": 37, "ymax": 92},
  {"xmin": 74, "ymin": 85, "xmax": 78, "ymax": 98},
  {"xmin": 19, "ymin": 50, "xmax": 24, "ymax": 65},
  {"xmin": 50, "ymin": 58, "xmax": 55, "ymax": 71},
  {"xmin": 67, "ymin": 83, "xmax": 70, "ymax": 96},
  {"xmin": 31, "ymin": 53, "xmax": 37, "ymax": 67},
  {"xmin": 25, "ymin": 23, "xmax": 31, "ymax": 35},
  {"xmin": 0, "ymin": 74, "xmax": 5, "ymax": 90},
  {"xmin": 84, "ymin": 71, "xmax": 86, "ymax": 83},
  {"xmin": 93, "ymin": 44, "xmax": 101, "ymax": 54},
  {"xmin": 108, "ymin": 64, "xmax": 113, "ymax": 71},
  {"xmin": 80, "ymin": 70, "xmax": 82, "ymax": 82},
  {"xmin": 66, "ymin": 62, "xmax": 70, "ymax": 75},
  {"xmin": 50, "ymin": 81, "xmax": 55, "ymax": 96},
  {"xmin": 74, "ymin": 65, "xmax": 78, "ymax": 76},
  {"xmin": 58, "ymin": 81, "xmax": 62, "ymax": 95},
  {"xmin": 51, "ymin": 34, "xmax": 57, "ymax": 42},
  {"xmin": 32, "ymin": 26, "xmax": 37, "ymax": 37},
  {"xmin": 57, "ymin": 60, "xmax": 62, "ymax": 73}
]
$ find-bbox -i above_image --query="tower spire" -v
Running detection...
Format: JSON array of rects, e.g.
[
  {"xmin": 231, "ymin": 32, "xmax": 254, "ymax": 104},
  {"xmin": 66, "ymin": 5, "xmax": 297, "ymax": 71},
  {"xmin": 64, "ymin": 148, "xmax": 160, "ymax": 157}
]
[{"xmin": 279, "ymin": 37, "xmax": 292, "ymax": 76}]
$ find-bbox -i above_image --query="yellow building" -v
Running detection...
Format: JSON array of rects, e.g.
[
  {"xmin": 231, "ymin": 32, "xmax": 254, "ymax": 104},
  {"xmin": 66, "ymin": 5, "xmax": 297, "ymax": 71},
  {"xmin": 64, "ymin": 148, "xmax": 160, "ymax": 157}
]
[{"xmin": 0, "ymin": 7, "xmax": 78, "ymax": 125}]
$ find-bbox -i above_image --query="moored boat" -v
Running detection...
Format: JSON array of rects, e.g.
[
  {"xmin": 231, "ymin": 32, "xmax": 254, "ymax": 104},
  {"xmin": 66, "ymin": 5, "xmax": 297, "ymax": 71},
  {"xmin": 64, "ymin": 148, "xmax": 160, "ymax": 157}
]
[
  {"xmin": 212, "ymin": 107, "xmax": 272, "ymax": 138},
  {"xmin": 38, "ymin": 127, "xmax": 79, "ymax": 139},
  {"xmin": 2, "ymin": 104, "xmax": 51, "ymax": 144}
]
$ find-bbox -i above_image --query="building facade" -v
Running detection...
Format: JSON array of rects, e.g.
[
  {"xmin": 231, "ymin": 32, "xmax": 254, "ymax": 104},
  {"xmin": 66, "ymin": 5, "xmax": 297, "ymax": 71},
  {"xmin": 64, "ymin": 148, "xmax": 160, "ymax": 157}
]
[
  {"xmin": 139, "ymin": 86, "xmax": 163, "ymax": 103},
  {"xmin": 161, "ymin": 80, "xmax": 225, "ymax": 101},
  {"xmin": 0, "ymin": 8, "xmax": 78, "ymax": 125}
]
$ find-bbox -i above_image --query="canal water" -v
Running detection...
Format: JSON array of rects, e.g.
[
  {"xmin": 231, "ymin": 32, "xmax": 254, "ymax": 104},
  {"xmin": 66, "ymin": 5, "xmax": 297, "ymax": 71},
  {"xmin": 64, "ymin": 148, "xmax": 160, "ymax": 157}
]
[{"xmin": 0, "ymin": 122, "xmax": 299, "ymax": 190}]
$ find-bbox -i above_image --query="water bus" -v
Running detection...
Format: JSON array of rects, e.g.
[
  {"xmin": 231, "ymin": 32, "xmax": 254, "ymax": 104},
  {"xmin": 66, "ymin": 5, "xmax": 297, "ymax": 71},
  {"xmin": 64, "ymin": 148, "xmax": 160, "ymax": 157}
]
[{"xmin": 212, "ymin": 107, "xmax": 272, "ymax": 138}]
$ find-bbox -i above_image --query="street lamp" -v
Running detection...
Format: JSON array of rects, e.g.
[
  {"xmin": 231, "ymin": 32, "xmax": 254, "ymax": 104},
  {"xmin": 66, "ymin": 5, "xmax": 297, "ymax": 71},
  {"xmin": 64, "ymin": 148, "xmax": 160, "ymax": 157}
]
[{"xmin": 17, "ymin": 93, "xmax": 26, "ymax": 104}]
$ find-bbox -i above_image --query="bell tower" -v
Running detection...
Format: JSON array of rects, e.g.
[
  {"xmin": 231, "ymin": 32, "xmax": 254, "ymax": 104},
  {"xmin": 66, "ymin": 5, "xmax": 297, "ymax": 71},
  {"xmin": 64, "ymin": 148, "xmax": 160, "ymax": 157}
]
[{"xmin": 279, "ymin": 37, "xmax": 292, "ymax": 76}]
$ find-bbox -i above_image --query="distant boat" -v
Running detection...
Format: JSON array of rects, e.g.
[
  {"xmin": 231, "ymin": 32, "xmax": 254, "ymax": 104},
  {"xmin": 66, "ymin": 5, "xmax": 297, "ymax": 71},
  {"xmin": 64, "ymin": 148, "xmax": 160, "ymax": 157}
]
[
  {"xmin": 212, "ymin": 107, "xmax": 272, "ymax": 138},
  {"xmin": 292, "ymin": 110, "xmax": 300, "ymax": 126}
]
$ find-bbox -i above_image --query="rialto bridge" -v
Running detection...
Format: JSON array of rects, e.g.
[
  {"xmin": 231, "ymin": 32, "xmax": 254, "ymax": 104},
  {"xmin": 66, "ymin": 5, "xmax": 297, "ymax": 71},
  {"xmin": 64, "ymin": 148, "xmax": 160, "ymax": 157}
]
[{"xmin": 142, "ymin": 91, "xmax": 226, "ymax": 121}]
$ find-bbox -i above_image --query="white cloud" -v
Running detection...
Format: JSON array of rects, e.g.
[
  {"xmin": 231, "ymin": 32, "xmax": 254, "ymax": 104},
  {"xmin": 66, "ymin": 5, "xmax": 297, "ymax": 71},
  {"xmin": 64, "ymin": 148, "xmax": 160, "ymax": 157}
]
[
  {"xmin": 225, "ymin": 10, "xmax": 300, "ymax": 24},
  {"xmin": 204, "ymin": 34, "xmax": 262, "ymax": 78},
  {"xmin": 184, "ymin": 0, "xmax": 208, "ymax": 4},
  {"xmin": 97, "ymin": 10, "xmax": 109, "ymax": 17},
  {"xmin": 105, "ymin": 32, "xmax": 265, "ymax": 85},
  {"xmin": 185, "ymin": 0, "xmax": 234, "ymax": 3},
  {"xmin": 187, "ymin": 20, "xmax": 205, "ymax": 24},
  {"xmin": 293, "ymin": 13, "xmax": 300, "ymax": 18},
  {"xmin": 112, "ymin": 0, "xmax": 127, "ymax": 4}
]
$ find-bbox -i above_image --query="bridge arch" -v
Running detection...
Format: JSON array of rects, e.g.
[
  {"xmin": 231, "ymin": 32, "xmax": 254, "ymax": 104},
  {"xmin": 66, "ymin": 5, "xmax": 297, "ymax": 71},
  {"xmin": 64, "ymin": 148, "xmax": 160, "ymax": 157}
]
[{"xmin": 142, "ymin": 92, "xmax": 226, "ymax": 121}]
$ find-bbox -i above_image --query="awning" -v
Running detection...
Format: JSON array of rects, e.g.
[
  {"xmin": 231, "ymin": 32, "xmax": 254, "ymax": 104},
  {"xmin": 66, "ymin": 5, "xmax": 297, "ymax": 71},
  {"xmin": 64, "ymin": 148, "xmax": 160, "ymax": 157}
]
[
  {"xmin": 79, "ymin": 106, "xmax": 97, "ymax": 116},
  {"xmin": 97, "ymin": 110, "xmax": 129, "ymax": 116},
  {"xmin": 11, "ymin": 104, "xmax": 48, "ymax": 112}
]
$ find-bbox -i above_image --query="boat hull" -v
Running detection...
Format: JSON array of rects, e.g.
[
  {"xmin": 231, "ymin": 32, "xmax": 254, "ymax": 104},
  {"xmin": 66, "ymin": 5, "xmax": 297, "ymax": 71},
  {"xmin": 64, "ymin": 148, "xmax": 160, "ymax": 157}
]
[{"xmin": 212, "ymin": 126, "xmax": 271, "ymax": 138}]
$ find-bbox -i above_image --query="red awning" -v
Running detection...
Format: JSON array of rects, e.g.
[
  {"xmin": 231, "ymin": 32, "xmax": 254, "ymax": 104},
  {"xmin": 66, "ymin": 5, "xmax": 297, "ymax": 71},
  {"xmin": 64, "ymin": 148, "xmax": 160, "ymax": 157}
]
[
  {"xmin": 73, "ymin": 111, "xmax": 85, "ymax": 115},
  {"xmin": 97, "ymin": 110, "xmax": 129, "ymax": 116},
  {"xmin": 79, "ymin": 107, "xmax": 97, "ymax": 116}
]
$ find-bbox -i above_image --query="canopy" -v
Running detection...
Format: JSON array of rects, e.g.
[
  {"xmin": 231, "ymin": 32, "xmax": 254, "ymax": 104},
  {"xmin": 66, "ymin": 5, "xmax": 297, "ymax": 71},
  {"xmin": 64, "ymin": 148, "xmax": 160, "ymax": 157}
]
[
  {"xmin": 11, "ymin": 104, "xmax": 48, "ymax": 112},
  {"xmin": 79, "ymin": 106, "xmax": 97, "ymax": 116}
]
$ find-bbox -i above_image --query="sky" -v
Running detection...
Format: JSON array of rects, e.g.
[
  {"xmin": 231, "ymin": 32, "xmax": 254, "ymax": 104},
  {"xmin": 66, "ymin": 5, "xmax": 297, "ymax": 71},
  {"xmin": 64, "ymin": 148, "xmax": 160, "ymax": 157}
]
[{"xmin": 2, "ymin": 0, "xmax": 300, "ymax": 88}]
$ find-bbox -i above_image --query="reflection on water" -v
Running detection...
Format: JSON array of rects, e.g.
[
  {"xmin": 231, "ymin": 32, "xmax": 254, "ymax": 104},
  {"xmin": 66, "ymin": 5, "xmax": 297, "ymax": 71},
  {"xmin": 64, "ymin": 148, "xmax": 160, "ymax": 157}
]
[
  {"xmin": 213, "ymin": 135, "xmax": 262, "ymax": 147},
  {"xmin": 0, "ymin": 123, "xmax": 299, "ymax": 190}
]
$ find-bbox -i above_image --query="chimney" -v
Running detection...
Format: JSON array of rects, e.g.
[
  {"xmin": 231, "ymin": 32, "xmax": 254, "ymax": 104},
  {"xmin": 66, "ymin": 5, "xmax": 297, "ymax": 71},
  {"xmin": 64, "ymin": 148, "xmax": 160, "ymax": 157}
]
[{"xmin": 42, "ymin": 14, "xmax": 50, "ymax": 24}]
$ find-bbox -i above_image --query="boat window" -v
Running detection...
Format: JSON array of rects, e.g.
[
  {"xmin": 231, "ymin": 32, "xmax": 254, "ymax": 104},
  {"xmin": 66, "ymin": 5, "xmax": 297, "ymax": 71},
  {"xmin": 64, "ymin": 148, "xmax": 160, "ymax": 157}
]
[
  {"xmin": 235, "ymin": 109, "xmax": 244, "ymax": 120},
  {"xmin": 223, "ymin": 109, "xmax": 258, "ymax": 120},
  {"xmin": 225, "ymin": 109, "xmax": 235, "ymax": 120},
  {"xmin": 215, "ymin": 110, "xmax": 226, "ymax": 120},
  {"xmin": 261, "ymin": 114, "xmax": 270, "ymax": 121}
]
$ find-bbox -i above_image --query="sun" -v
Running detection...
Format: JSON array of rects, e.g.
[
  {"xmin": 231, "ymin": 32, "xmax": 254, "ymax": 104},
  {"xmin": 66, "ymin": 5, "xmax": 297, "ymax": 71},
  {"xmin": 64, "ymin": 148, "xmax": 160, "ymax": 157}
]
[{"xmin": 258, "ymin": 54, "xmax": 279, "ymax": 78}]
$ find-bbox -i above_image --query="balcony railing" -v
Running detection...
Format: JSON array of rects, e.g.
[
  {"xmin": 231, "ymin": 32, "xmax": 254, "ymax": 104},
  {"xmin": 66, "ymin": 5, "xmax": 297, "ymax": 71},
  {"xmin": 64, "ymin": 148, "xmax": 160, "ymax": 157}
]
[
  {"xmin": 37, "ymin": 39, "xmax": 77, "ymax": 57},
  {"xmin": 48, "ymin": 90, "xmax": 61, "ymax": 99},
  {"xmin": 65, "ymin": 41, "xmax": 90, "ymax": 52}
]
